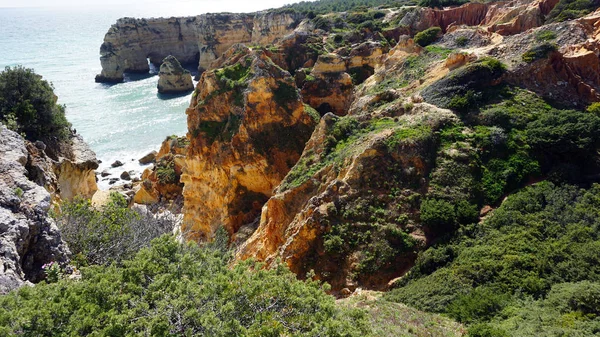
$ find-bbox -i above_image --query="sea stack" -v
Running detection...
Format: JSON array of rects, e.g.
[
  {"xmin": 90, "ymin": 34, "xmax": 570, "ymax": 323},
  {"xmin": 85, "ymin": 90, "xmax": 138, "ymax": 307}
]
[{"xmin": 157, "ymin": 55, "xmax": 194, "ymax": 94}]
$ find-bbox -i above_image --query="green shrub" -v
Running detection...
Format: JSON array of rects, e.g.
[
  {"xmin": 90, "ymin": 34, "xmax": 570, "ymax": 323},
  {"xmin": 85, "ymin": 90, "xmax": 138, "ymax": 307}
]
[
  {"xmin": 0, "ymin": 235, "xmax": 370, "ymax": 336},
  {"xmin": 535, "ymin": 30, "xmax": 557, "ymax": 42},
  {"xmin": 547, "ymin": 0, "xmax": 600, "ymax": 22},
  {"xmin": 467, "ymin": 323, "xmax": 509, "ymax": 337},
  {"xmin": 389, "ymin": 182, "xmax": 600, "ymax": 331},
  {"xmin": 155, "ymin": 155, "xmax": 178, "ymax": 184},
  {"xmin": 545, "ymin": 281, "xmax": 600, "ymax": 315},
  {"xmin": 456, "ymin": 36, "xmax": 469, "ymax": 47},
  {"xmin": 586, "ymin": 102, "xmax": 600, "ymax": 115},
  {"xmin": 526, "ymin": 108, "xmax": 600, "ymax": 158},
  {"xmin": 414, "ymin": 26, "xmax": 442, "ymax": 47},
  {"xmin": 0, "ymin": 66, "xmax": 71, "ymax": 141},
  {"xmin": 522, "ymin": 43, "xmax": 558, "ymax": 62},
  {"xmin": 420, "ymin": 198, "xmax": 456, "ymax": 230},
  {"xmin": 273, "ymin": 81, "xmax": 299, "ymax": 108},
  {"xmin": 447, "ymin": 287, "xmax": 512, "ymax": 323},
  {"xmin": 54, "ymin": 193, "xmax": 173, "ymax": 266}
]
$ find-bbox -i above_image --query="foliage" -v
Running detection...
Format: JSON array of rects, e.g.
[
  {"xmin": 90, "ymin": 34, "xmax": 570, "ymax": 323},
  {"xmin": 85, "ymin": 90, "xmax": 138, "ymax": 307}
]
[
  {"xmin": 414, "ymin": 27, "xmax": 442, "ymax": 47},
  {"xmin": 0, "ymin": 235, "xmax": 370, "ymax": 336},
  {"xmin": 54, "ymin": 193, "xmax": 173, "ymax": 266},
  {"xmin": 421, "ymin": 57, "xmax": 506, "ymax": 110},
  {"xmin": 387, "ymin": 182, "xmax": 600, "ymax": 335},
  {"xmin": 277, "ymin": 0, "xmax": 417, "ymax": 15},
  {"xmin": 456, "ymin": 36, "xmax": 469, "ymax": 47},
  {"xmin": 419, "ymin": 0, "xmax": 469, "ymax": 8},
  {"xmin": 155, "ymin": 154, "xmax": 179, "ymax": 185},
  {"xmin": 546, "ymin": 0, "xmax": 600, "ymax": 22},
  {"xmin": 419, "ymin": 198, "xmax": 457, "ymax": 230},
  {"xmin": 338, "ymin": 292, "xmax": 465, "ymax": 337},
  {"xmin": 0, "ymin": 65, "xmax": 71, "ymax": 141},
  {"xmin": 522, "ymin": 43, "xmax": 558, "ymax": 62},
  {"xmin": 41, "ymin": 262, "xmax": 64, "ymax": 283},
  {"xmin": 535, "ymin": 30, "xmax": 557, "ymax": 42},
  {"xmin": 272, "ymin": 81, "xmax": 299, "ymax": 108}
]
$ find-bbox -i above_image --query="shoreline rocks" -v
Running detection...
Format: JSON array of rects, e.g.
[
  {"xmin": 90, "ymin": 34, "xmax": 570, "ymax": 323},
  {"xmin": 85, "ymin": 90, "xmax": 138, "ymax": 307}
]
[{"xmin": 157, "ymin": 56, "xmax": 194, "ymax": 94}]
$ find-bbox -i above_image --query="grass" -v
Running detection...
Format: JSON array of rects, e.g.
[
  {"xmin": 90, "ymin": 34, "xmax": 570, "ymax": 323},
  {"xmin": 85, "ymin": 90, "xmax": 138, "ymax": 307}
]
[{"xmin": 338, "ymin": 291, "xmax": 465, "ymax": 337}]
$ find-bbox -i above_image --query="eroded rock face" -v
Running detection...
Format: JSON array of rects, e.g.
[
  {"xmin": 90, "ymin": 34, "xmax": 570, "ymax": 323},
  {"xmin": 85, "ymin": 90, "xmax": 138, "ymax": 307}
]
[
  {"xmin": 158, "ymin": 55, "xmax": 194, "ymax": 94},
  {"xmin": 134, "ymin": 135, "xmax": 187, "ymax": 205},
  {"xmin": 26, "ymin": 134, "xmax": 99, "ymax": 203},
  {"xmin": 400, "ymin": 0, "xmax": 560, "ymax": 36},
  {"xmin": 301, "ymin": 42, "xmax": 386, "ymax": 116},
  {"xmin": 237, "ymin": 104, "xmax": 458, "ymax": 292},
  {"xmin": 96, "ymin": 12, "xmax": 305, "ymax": 83},
  {"xmin": 181, "ymin": 47, "xmax": 316, "ymax": 240},
  {"xmin": 0, "ymin": 125, "xmax": 70, "ymax": 294}
]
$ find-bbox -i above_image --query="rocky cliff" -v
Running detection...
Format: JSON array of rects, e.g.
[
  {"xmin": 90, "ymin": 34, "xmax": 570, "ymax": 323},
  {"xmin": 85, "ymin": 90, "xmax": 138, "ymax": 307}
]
[
  {"xmin": 98, "ymin": 0, "xmax": 600, "ymax": 292},
  {"xmin": 181, "ymin": 46, "xmax": 316, "ymax": 240},
  {"xmin": 96, "ymin": 12, "xmax": 304, "ymax": 83},
  {"xmin": 157, "ymin": 55, "xmax": 194, "ymax": 93},
  {"xmin": 0, "ymin": 125, "xmax": 70, "ymax": 293}
]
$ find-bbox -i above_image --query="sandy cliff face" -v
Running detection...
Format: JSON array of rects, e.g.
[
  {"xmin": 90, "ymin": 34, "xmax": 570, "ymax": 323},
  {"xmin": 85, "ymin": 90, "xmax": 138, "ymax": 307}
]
[
  {"xmin": 181, "ymin": 47, "xmax": 316, "ymax": 240},
  {"xmin": 96, "ymin": 12, "xmax": 305, "ymax": 83},
  {"xmin": 0, "ymin": 125, "xmax": 70, "ymax": 294}
]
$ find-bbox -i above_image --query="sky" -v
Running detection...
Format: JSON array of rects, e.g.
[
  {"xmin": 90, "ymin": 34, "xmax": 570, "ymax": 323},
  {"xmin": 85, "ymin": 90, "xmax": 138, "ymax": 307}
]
[{"xmin": 0, "ymin": 0, "xmax": 306, "ymax": 13}]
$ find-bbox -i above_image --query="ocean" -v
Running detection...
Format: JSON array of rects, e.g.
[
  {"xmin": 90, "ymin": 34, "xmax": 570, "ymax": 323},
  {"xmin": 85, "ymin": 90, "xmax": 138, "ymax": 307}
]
[{"xmin": 0, "ymin": 0, "xmax": 298, "ymax": 188}]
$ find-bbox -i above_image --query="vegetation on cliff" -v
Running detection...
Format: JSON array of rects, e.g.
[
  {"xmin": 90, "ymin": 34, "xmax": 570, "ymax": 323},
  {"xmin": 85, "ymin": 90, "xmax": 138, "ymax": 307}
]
[
  {"xmin": 0, "ymin": 66, "xmax": 71, "ymax": 142},
  {"xmin": 387, "ymin": 182, "xmax": 600, "ymax": 336},
  {"xmin": 0, "ymin": 234, "xmax": 371, "ymax": 336}
]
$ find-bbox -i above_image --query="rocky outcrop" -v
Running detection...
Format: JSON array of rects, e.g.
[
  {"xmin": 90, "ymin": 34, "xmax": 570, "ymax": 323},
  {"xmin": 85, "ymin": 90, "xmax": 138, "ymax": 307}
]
[
  {"xmin": 181, "ymin": 47, "xmax": 316, "ymax": 241},
  {"xmin": 400, "ymin": 0, "xmax": 560, "ymax": 36},
  {"xmin": 157, "ymin": 55, "xmax": 194, "ymax": 93},
  {"xmin": 301, "ymin": 41, "xmax": 386, "ymax": 116},
  {"xmin": 0, "ymin": 125, "xmax": 70, "ymax": 294},
  {"xmin": 237, "ymin": 103, "xmax": 458, "ymax": 291},
  {"xmin": 134, "ymin": 135, "xmax": 187, "ymax": 205},
  {"xmin": 26, "ymin": 134, "xmax": 99, "ymax": 203},
  {"xmin": 96, "ymin": 12, "xmax": 305, "ymax": 83}
]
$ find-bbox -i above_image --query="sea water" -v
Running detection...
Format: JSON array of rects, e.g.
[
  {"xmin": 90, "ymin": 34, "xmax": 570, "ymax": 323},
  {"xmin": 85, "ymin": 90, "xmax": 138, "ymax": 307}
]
[{"xmin": 0, "ymin": 0, "xmax": 298, "ymax": 189}]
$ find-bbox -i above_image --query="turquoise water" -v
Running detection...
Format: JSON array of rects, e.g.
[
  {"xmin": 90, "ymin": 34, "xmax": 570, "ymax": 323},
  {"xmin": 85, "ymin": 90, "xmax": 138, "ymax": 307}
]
[{"xmin": 0, "ymin": 1, "xmax": 298, "ymax": 188}]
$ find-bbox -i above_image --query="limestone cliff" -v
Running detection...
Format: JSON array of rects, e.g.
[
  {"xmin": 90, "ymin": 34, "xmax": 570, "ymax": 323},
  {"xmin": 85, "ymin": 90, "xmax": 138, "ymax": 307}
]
[
  {"xmin": 157, "ymin": 55, "xmax": 194, "ymax": 93},
  {"xmin": 96, "ymin": 12, "xmax": 305, "ymax": 83},
  {"xmin": 27, "ymin": 134, "xmax": 99, "ymax": 203},
  {"xmin": 0, "ymin": 125, "xmax": 70, "ymax": 293},
  {"xmin": 181, "ymin": 46, "xmax": 316, "ymax": 240}
]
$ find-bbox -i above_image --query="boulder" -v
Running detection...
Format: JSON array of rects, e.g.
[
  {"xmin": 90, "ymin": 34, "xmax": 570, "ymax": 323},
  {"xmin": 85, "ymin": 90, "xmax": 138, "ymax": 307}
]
[
  {"xmin": 157, "ymin": 56, "xmax": 194, "ymax": 94},
  {"xmin": 139, "ymin": 150, "xmax": 157, "ymax": 165}
]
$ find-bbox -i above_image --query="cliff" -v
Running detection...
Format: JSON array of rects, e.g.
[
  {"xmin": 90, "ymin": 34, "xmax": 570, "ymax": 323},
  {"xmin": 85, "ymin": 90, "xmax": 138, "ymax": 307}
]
[
  {"xmin": 0, "ymin": 125, "xmax": 70, "ymax": 293},
  {"xmin": 95, "ymin": 12, "xmax": 304, "ymax": 83},
  {"xmin": 181, "ymin": 46, "xmax": 316, "ymax": 240},
  {"xmin": 157, "ymin": 55, "xmax": 194, "ymax": 93}
]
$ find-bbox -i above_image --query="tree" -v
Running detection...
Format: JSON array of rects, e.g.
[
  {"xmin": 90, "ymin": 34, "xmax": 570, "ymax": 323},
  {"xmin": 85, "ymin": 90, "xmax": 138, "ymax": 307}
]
[{"xmin": 0, "ymin": 65, "xmax": 70, "ymax": 141}]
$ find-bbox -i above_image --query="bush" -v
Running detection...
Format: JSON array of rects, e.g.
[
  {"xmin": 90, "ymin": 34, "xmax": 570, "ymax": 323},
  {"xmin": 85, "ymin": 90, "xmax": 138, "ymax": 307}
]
[
  {"xmin": 522, "ymin": 43, "xmax": 558, "ymax": 62},
  {"xmin": 420, "ymin": 198, "xmax": 456, "ymax": 230},
  {"xmin": 0, "ymin": 235, "xmax": 370, "ymax": 336},
  {"xmin": 0, "ymin": 66, "xmax": 71, "ymax": 141},
  {"xmin": 447, "ymin": 287, "xmax": 511, "ymax": 323},
  {"xmin": 467, "ymin": 323, "xmax": 509, "ymax": 337},
  {"xmin": 414, "ymin": 26, "xmax": 442, "ymax": 47},
  {"xmin": 545, "ymin": 281, "xmax": 600, "ymax": 315},
  {"xmin": 547, "ymin": 0, "xmax": 600, "ymax": 22},
  {"xmin": 54, "ymin": 193, "xmax": 174, "ymax": 266}
]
